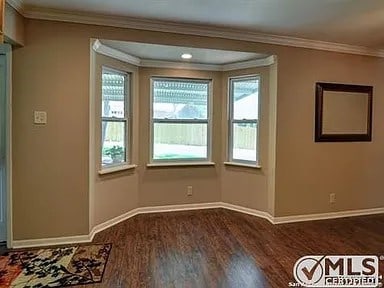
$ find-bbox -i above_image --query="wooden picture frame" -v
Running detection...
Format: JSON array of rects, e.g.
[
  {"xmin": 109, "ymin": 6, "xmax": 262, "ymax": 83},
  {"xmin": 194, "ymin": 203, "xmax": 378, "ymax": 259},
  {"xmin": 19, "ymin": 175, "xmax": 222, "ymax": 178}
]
[{"xmin": 315, "ymin": 82, "xmax": 373, "ymax": 142}]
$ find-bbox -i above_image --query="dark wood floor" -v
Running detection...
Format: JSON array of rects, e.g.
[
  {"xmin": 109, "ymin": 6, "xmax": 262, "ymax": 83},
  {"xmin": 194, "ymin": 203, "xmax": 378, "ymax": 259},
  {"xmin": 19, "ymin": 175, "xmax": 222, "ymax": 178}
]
[{"xmin": 81, "ymin": 209, "xmax": 384, "ymax": 288}]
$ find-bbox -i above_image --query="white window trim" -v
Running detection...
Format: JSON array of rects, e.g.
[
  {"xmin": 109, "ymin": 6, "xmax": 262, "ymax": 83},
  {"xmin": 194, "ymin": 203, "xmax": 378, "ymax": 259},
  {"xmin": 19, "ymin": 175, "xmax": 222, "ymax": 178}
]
[
  {"xmin": 147, "ymin": 162, "xmax": 215, "ymax": 168},
  {"xmin": 149, "ymin": 77, "xmax": 213, "ymax": 164},
  {"xmin": 98, "ymin": 164, "xmax": 137, "ymax": 175},
  {"xmin": 224, "ymin": 162, "xmax": 261, "ymax": 169},
  {"xmin": 100, "ymin": 66, "xmax": 131, "ymax": 171},
  {"xmin": 228, "ymin": 75, "xmax": 261, "ymax": 167}
]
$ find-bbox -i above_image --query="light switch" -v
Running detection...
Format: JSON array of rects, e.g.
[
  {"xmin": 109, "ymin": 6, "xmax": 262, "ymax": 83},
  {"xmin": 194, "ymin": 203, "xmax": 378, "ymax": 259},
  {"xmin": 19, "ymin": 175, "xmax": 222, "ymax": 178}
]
[{"xmin": 34, "ymin": 111, "xmax": 47, "ymax": 124}]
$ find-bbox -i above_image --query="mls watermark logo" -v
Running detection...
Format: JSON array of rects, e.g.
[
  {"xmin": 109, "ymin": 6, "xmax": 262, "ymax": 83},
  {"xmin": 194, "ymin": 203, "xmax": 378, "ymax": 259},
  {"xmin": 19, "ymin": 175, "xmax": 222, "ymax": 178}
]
[{"xmin": 291, "ymin": 255, "xmax": 382, "ymax": 287}]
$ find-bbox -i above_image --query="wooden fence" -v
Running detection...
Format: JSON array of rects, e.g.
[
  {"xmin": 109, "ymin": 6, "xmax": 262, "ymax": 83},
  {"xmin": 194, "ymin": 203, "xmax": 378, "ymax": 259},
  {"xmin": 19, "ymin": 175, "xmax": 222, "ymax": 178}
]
[{"xmin": 105, "ymin": 123, "xmax": 257, "ymax": 149}]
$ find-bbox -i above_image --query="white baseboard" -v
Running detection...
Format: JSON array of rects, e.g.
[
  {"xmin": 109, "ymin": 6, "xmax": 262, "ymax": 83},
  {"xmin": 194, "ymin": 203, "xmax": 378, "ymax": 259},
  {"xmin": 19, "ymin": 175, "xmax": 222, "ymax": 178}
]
[
  {"xmin": 12, "ymin": 203, "xmax": 384, "ymax": 248},
  {"xmin": 273, "ymin": 207, "xmax": 384, "ymax": 224},
  {"xmin": 220, "ymin": 202, "xmax": 274, "ymax": 224},
  {"xmin": 138, "ymin": 202, "xmax": 222, "ymax": 214},
  {"xmin": 12, "ymin": 234, "xmax": 91, "ymax": 249},
  {"xmin": 12, "ymin": 203, "xmax": 223, "ymax": 249},
  {"xmin": 89, "ymin": 202, "xmax": 222, "ymax": 241},
  {"xmin": 89, "ymin": 208, "xmax": 141, "ymax": 241}
]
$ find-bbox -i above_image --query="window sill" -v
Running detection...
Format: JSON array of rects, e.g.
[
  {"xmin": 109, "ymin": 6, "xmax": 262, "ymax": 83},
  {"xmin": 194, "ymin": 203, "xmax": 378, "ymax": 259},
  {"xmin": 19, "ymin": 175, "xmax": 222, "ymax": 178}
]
[
  {"xmin": 147, "ymin": 162, "xmax": 215, "ymax": 168},
  {"xmin": 98, "ymin": 164, "xmax": 137, "ymax": 175},
  {"xmin": 224, "ymin": 162, "xmax": 261, "ymax": 169}
]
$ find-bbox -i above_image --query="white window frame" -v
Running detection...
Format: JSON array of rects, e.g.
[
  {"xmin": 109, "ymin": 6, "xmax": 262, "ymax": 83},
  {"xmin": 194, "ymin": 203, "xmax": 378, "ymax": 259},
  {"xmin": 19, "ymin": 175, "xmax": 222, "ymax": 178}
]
[
  {"xmin": 228, "ymin": 75, "xmax": 261, "ymax": 166},
  {"xmin": 150, "ymin": 77, "xmax": 213, "ymax": 164},
  {"xmin": 101, "ymin": 66, "xmax": 131, "ymax": 170}
]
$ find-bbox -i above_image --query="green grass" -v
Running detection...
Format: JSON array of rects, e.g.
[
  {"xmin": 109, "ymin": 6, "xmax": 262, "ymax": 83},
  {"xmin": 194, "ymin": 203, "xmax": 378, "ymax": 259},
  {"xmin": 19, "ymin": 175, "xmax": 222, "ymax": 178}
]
[{"xmin": 155, "ymin": 153, "xmax": 202, "ymax": 159}]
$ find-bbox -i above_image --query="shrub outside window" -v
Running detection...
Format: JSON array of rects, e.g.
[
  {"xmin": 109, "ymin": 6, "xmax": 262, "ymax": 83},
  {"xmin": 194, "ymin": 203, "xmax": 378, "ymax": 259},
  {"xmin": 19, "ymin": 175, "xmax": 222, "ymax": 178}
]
[{"xmin": 101, "ymin": 67, "xmax": 130, "ymax": 168}]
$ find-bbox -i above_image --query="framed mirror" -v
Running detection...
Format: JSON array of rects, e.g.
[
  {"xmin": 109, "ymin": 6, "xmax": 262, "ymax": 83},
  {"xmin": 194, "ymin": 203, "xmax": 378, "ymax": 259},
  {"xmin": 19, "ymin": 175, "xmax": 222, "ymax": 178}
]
[{"xmin": 315, "ymin": 82, "xmax": 373, "ymax": 142}]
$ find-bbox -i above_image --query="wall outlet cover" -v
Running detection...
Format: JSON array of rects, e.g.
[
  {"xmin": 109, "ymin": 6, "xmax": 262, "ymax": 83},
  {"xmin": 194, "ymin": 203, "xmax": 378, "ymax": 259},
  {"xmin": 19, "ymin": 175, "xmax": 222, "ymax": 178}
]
[{"xmin": 34, "ymin": 111, "xmax": 47, "ymax": 124}]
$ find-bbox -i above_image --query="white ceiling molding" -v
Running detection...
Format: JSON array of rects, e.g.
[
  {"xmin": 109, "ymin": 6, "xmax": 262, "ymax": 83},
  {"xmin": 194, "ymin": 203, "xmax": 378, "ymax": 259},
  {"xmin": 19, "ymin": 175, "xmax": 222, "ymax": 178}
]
[
  {"xmin": 222, "ymin": 56, "xmax": 275, "ymax": 71},
  {"xmin": 141, "ymin": 57, "xmax": 276, "ymax": 71},
  {"xmin": 93, "ymin": 40, "xmax": 141, "ymax": 66},
  {"xmin": 8, "ymin": 1, "xmax": 384, "ymax": 58},
  {"xmin": 93, "ymin": 40, "xmax": 276, "ymax": 71},
  {"xmin": 140, "ymin": 59, "xmax": 222, "ymax": 71},
  {"xmin": 6, "ymin": 0, "xmax": 24, "ymax": 13}
]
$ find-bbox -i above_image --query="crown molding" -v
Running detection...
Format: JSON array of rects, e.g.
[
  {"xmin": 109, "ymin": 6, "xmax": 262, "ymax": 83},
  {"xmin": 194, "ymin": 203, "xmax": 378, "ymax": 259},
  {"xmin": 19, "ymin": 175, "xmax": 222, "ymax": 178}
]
[
  {"xmin": 140, "ymin": 59, "xmax": 222, "ymax": 71},
  {"xmin": 93, "ymin": 40, "xmax": 275, "ymax": 71},
  {"xmin": 9, "ymin": 2, "xmax": 384, "ymax": 58},
  {"xmin": 140, "ymin": 56, "xmax": 276, "ymax": 71},
  {"xmin": 5, "ymin": 0, "xmax": 24, "ymax": 13},
  {"xmin": 222, "ymin": 56, "xmax": 275, "ymax": 71},
  {"xmin": 93, "ymin": 39, "xmax": 141, "ymax": 66}
]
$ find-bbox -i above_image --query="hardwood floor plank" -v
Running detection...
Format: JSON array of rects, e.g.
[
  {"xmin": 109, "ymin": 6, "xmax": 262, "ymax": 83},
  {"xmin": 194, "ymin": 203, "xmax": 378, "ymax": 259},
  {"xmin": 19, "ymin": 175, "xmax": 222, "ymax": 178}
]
[{"xmin": 78, "ymin": 209, "xmax": 384, "ymax": 288}]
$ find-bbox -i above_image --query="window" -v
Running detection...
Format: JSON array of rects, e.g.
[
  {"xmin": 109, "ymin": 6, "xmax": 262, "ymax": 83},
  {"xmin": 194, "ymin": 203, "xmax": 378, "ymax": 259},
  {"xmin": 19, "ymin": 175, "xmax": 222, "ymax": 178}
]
[
  {"xmin": 150, "ymin": 78, "xmax": 211, "ymax": 163},
  {"xmin": 101, "ymin": 68, "xmax": 130, "ymax": 168},
  {"xmin": 228, "ymin": 76, "xmax": 260, "ymax": 165}
]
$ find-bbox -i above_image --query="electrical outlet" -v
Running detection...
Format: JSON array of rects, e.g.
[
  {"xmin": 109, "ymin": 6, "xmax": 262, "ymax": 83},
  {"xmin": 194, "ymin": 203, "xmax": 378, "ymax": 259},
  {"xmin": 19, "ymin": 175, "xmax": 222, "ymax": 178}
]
[
  {"xmin": 330, "ymin": 193, "xmax": 336, "ymax": 204},
  {"xmin": 187, "ymin": 186, "xmax": 193, "ymax": 196},
  {"xmin": 34, "ymin": 111, "xmax": 47, "ymax": 124}
]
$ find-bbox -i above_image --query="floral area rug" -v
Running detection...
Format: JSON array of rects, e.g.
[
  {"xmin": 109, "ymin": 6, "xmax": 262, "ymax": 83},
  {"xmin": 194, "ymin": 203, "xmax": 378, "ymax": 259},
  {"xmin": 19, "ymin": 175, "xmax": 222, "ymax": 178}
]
[{"xmin": 0, "ymin": 243, "xmax": 111, "ymax": 287}]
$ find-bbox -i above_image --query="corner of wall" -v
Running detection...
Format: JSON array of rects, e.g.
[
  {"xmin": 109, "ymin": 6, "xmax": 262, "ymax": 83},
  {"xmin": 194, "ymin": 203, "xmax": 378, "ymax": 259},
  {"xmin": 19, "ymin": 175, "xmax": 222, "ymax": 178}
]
[
  {"xmin": 267, "ymin": 58, "xmax": 278, "ymax": 217},
  {"xmin": 4, "ymin": 3, "xmax": 25, "ymax": 46},
  {"xmin": 89, "ymin": 39, "xmax": 97, "ymax": 233}
]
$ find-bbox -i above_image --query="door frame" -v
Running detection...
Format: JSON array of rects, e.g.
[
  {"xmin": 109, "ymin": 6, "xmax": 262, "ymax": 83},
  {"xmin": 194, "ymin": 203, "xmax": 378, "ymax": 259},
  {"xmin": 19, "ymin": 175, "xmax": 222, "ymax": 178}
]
[{"xmin": 0, "ymin": 44, "xmax": 12, "ymax": 248}]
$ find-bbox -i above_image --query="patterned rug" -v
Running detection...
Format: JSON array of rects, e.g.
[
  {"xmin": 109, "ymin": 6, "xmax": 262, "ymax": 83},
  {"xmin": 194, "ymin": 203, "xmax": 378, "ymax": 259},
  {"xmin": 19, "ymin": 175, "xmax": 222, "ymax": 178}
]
[{"xmin": 0, "ymin": 243, "xmax": 111, "ymax": 287}]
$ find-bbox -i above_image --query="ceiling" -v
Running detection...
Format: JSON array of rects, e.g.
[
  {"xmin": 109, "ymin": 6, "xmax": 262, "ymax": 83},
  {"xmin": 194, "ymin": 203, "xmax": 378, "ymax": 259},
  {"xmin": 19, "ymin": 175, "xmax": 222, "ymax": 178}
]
[
  {"xmin": 11, "ymin": 0, "xmax": 384, "ymax": 49},
  {"xmin": 101, "ymin": 40, "xmax": 267, "ymax": 65}
]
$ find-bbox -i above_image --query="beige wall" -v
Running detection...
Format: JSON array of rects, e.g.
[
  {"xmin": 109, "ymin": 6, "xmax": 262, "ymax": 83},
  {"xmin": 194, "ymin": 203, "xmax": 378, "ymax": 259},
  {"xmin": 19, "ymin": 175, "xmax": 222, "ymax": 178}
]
[
  {"xmin": 12, "ymin": 20, "xmax": 90, "ymax": 239},
  {"xmin": 221, "ymin": 66, "xmax": 271, "ymax": 212},
  {"xmin": 275, "ymin": 50, "xmax": 384, "ymax": 216},
  {"xmin": 4, "ymin": 3, "xmax": 24, "ymax": 45},
  {"xmin": 11, "ymin": 19, "xmax": 384, "ymax": 240},
  {"xmin": 267, "ymin": 61, "xmax": 278, "ymax": 216}
]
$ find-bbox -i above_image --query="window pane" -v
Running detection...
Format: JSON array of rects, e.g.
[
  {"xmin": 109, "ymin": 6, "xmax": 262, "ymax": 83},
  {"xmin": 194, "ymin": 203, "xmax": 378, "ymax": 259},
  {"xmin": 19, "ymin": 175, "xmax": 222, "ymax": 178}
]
[
  {"xmin": 233, "ymin": 78, "xmax": 259, "ymax": 120},
  {"xmin": 102, "ymin": 69, "xmax": 127, "ymax": 118},
  {"xmin": 102, "ymin": 121, "xmax": 127, "ymax": 166},
  {"xmin": 153, "ymin": 123, "xmax": 207, "ymax": 160},
  {"xmin": 153, "ymin": 80, "xmax": 208, "ymax": 119},
  {"xmin": 232, "ymin": 122, "xmax": 257, "ymax": 162}
]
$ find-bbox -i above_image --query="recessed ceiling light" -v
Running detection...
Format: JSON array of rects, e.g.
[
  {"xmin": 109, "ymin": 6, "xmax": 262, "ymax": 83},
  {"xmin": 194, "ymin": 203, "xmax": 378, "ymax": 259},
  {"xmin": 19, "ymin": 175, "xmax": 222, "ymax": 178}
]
[{"xmin": 181, "ymin": 53, "xmax": 192, "ymax": 60}]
